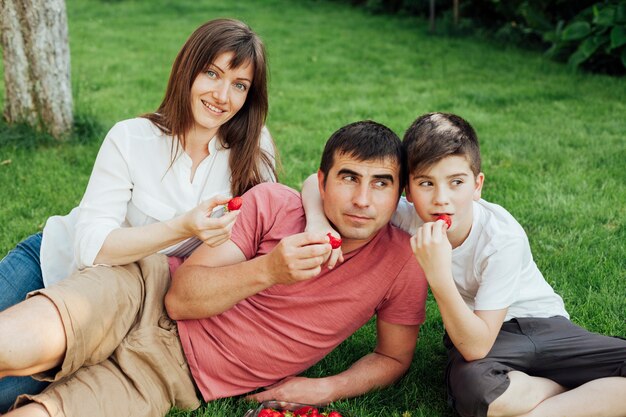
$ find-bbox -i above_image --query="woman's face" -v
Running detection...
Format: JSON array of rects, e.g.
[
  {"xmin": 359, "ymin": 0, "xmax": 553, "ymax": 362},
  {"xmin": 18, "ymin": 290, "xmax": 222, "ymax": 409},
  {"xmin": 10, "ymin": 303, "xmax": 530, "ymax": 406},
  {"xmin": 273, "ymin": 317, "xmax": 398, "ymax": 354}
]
[{"xmin": 189, "ymin": 51, "xmax": 254, "ymax": 139}]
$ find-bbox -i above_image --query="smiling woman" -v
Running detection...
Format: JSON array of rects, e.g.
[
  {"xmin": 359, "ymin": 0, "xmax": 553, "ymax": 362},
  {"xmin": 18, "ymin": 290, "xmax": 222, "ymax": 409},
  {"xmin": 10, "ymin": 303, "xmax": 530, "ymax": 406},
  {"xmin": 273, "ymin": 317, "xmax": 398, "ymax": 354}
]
[
  {"xmin": 0, "ymin": 18, "xmax": 278, "ymax": 411},
  {"xmin": 188, "ymin": 51, "xmax": 254, "ymax": 179}
]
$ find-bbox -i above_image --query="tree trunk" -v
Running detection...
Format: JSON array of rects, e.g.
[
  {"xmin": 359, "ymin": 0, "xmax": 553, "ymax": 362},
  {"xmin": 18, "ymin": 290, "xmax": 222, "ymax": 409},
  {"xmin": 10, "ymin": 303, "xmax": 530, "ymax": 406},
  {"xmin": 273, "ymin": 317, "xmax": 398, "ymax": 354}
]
[
  {"xmin": 0, "ymin": 0, "xmax": 73, "ymax": 139},
  {"xmin": 429, "ymin": 0, "xmax": 436, "ymax": 33}
]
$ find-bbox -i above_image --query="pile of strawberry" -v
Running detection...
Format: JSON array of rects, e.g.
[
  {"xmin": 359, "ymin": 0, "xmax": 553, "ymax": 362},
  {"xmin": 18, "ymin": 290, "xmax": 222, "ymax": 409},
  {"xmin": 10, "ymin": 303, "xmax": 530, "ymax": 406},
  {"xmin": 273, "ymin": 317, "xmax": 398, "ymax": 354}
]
[{"xmin": 258, "ymin": 406, "xmax": 342, "ymax": 417}]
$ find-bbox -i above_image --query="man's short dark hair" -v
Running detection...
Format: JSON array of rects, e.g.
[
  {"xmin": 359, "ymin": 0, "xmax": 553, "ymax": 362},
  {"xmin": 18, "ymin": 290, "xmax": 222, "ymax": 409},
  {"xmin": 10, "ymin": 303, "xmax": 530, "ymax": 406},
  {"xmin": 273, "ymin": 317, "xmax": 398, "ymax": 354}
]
[
  {"xmin": 403, "ymin": 112, "xmax": 481, "ymax": 177},
  {"xmin": 320, "ymin": 120, "xmax": 405, "ymax": 190}
]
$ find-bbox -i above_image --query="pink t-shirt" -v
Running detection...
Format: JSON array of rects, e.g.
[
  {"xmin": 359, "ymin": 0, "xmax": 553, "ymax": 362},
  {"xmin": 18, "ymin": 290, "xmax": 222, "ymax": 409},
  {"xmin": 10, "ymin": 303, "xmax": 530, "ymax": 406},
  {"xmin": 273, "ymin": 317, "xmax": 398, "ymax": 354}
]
[{"xmin": 176, "ymin": 183, "xmax": 428, "ymax": 401}]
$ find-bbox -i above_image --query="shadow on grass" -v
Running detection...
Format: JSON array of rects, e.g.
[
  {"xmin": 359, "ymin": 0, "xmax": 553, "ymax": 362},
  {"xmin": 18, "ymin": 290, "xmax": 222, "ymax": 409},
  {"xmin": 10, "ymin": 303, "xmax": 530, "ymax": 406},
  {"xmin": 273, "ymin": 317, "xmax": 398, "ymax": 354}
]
[{"xmin": 0, "ymin": 112, "xmax": 105, "ymax": 149}]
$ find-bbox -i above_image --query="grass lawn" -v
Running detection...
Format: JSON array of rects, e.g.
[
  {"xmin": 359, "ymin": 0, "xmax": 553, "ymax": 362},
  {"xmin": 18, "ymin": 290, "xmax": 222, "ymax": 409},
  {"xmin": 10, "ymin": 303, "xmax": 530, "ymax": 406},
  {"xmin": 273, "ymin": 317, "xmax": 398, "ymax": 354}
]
[{"xmin": 1, "ymin": 0, "xmax": 624, "ymax": 416}]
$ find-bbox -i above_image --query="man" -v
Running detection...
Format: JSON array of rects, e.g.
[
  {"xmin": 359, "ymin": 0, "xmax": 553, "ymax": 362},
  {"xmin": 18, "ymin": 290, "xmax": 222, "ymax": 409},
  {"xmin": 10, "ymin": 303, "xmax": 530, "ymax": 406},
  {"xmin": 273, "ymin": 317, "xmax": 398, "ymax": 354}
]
[{"xmin": 0, "ymin": 121, "xmax": 428, "ymax": 417}]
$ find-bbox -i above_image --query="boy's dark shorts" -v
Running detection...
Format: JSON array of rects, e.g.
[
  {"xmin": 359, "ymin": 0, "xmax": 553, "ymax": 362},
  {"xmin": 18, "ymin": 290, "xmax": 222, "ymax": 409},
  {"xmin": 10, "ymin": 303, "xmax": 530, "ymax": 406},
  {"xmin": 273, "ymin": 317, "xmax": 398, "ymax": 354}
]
[{"xmin": 444, "ymin": 316, "xmax": 626, "ymax": 417}]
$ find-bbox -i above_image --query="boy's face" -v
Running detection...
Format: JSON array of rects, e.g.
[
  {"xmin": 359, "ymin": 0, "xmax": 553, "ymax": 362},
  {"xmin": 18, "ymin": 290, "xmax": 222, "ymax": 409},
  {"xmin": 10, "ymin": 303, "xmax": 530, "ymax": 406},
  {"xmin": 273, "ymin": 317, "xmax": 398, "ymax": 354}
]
[
  {"xmin": 318, "ymin": 152, "xmax": 400, "ymax": 252},
  {"xmin": 406, "ymin": 155, "xmax": 484, "ymax": 245}
]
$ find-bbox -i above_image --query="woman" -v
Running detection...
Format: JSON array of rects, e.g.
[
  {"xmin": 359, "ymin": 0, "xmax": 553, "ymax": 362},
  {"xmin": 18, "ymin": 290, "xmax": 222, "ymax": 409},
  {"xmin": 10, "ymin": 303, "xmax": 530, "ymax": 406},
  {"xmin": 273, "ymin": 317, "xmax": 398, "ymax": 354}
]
[{"xmin": 0, "ymin": 18, "xmax": 277, "ymax": 411}]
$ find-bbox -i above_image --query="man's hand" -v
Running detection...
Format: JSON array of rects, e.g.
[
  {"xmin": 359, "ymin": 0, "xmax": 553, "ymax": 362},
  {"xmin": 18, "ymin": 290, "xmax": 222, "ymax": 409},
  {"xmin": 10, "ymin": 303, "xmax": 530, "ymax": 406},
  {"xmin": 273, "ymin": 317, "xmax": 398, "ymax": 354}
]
[
  {"xmin": 247, "ymin": 376, "xmax": 333, "ymax": 405},
  {"xmin": 266, "ymin": 232, "xmax": 332, "ymax": 286},
  {"xmin": 410, "ymin": 220, "xmax": 452, "ymax": 287}
]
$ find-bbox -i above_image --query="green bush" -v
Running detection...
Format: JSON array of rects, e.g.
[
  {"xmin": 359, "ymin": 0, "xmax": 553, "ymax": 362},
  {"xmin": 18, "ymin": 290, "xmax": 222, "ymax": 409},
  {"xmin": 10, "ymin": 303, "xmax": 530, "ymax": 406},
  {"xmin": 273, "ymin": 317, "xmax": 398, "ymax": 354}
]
[
  {"xmin": 334, "ymin": 0, "xmax": 626, "ymax": 74},
  {"xmin": 544, "ymin": 1, "xmax": 626, "ymax": 74}
]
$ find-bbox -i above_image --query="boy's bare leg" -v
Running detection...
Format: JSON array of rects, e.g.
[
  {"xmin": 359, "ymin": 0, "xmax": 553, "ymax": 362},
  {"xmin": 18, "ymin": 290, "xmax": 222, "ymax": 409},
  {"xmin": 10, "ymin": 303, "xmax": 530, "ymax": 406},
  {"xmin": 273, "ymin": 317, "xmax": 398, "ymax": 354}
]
[
  {"xmin": 0, "ymin": 296, "xmax": 66, "ymax": 378},
  {"xmin": 4, "ymin": 403, "xmax": 49, "ymax": 417},
  {"xmin": 519, "ymin": 377, "xmax": 626, "ymax": 417},
  {"xmin": 487, "ymin": 371, "xmax": 566, "ymax": 417}
]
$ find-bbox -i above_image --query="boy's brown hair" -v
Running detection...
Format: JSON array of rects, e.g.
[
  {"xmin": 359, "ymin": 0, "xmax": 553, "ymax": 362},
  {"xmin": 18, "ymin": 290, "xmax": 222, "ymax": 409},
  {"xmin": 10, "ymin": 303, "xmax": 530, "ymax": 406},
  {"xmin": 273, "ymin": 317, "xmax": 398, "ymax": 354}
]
[{"xmin": 403, "ymin": 112, "xmax": 481, "ymax": 177}]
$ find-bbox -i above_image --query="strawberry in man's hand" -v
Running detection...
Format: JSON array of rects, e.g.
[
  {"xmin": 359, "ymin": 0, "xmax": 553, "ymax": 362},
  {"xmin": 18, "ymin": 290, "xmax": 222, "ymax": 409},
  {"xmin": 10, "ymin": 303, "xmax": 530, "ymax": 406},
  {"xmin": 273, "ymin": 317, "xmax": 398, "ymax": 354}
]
[
  {"xmin": 436, "ymin": 214, "xmax": 452, "ymax": 229},
  {"xmin": 226, "ymin": 196, "xmax": 243, "ymax": 212},
  {"xmin": 326, "ymin": 232, "xmax": 342, "ymax": 249}
]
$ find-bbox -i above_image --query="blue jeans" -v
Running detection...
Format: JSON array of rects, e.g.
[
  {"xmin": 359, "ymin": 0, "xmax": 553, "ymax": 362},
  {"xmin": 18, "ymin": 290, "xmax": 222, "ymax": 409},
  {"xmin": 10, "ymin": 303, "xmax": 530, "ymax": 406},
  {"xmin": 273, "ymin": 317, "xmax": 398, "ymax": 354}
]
[{"xmin": 0, "ymin": 233, "xmax": 49, "ymax": 412}]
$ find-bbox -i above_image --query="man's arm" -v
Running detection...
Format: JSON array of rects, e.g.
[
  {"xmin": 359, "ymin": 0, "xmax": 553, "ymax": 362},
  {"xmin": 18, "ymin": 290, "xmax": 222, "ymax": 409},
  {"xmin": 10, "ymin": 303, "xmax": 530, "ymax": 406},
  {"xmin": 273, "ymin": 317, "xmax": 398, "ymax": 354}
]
[
  {"xmin": 165, "ymin": 232, "xmax": 331, "ymax": 320},
  {"xmin": 248, "ymin": 319, "xmax": 420, "ymax": 404}
]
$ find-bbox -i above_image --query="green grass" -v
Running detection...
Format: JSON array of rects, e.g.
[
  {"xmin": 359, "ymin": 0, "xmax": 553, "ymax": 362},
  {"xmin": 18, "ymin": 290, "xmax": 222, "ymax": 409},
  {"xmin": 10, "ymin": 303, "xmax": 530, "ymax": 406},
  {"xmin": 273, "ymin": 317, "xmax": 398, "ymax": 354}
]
[{"xmin": 1, "ymin": 0, "xmax": 625, "ymax": 416}]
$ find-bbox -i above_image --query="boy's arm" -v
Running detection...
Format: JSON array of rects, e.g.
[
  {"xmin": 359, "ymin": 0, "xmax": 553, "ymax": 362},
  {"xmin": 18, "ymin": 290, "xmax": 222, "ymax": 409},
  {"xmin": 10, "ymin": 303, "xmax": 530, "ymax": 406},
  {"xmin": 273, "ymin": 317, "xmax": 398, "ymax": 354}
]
[
  {"xmin": 411, "ymin": 221, "xmax": 507, "ymax": 360},
  {"xmin": 425, "ymin": 273, "xmax": 507, "ymax": 360},
  {"xmin": 248, "ymin": 319, "xmax": 420, "ymax": 404},
  {"xmin": 165, "ymin": 231, "xmax": 330, "ymax": 320},
  {"xmin": 301, "ymin": 173, "xmax": 343, "ymax": 268}
]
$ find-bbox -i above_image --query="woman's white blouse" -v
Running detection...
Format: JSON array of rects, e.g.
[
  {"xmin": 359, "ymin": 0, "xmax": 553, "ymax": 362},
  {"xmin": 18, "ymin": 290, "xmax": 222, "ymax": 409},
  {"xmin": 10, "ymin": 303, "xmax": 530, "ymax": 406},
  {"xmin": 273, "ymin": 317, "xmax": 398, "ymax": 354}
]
[{"xmin": 40, "ymin": 118, "xmax": 275, "ymax": 287}]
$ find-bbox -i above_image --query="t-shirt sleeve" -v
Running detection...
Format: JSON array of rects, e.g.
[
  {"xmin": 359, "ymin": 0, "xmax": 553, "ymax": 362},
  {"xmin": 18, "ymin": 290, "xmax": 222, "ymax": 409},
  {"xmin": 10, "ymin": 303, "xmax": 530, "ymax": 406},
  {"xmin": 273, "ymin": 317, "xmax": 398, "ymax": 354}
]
[
  {"xmin": 230, "ymin": 183, "xmax": 304, "ymax": 260},
  {"xmin": 474, "ymin": 237, "xmax": 525, "ymax": 311},
  {"xmin": 376, "ymin": 256, "xmax": 428, "ymax": 326},
  {"xmin": 391, "ymin": 197, "xmax": 420, "ymax": 235}
]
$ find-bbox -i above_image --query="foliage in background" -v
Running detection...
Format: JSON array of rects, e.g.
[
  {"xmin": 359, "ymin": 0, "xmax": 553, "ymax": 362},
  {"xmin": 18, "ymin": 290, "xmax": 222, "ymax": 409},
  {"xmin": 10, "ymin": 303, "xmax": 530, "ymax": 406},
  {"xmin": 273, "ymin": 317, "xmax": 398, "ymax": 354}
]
[{"xmin": 338, "ymin": 0, "xmax": 626, "ymax": 74}]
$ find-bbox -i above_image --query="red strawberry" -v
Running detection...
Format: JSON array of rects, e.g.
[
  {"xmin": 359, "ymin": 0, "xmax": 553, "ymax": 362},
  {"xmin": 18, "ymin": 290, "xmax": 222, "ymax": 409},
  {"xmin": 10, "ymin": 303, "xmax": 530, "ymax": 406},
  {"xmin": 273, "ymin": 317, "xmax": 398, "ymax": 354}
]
[
  {"xmin": 436, "ymin": 214, "xmax": 452, "ymax": 228},
  {"xmin": 258, "ymin": 409, "xmax": 275, "ymax": 417},
  {"xmin": 294, "ymin": 406, "xmax": 316, "ymax": 416},
  {"xmin": 326, "ymin": 232, "xmax": 342, "ymax": 249},
  {"xmin": 226, "ymin": 196, "xmax": 243, "ymax": 211},
  {"xmin": 327, "ymin": 412, "xmax": 343, "ymax": 417}
]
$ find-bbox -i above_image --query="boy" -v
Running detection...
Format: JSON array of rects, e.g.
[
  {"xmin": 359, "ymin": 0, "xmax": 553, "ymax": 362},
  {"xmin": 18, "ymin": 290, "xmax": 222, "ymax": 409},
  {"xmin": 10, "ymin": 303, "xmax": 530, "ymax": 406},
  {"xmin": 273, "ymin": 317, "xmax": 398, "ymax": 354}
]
[{"xmin": 395, "ymin": 112, "xmax": 626, "ymax": 417}]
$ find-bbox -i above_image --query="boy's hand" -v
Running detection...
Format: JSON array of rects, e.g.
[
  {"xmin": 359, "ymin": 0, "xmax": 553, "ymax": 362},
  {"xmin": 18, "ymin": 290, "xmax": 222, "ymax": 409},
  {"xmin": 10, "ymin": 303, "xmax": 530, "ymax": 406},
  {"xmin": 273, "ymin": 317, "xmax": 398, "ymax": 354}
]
[
  {"xmin": 410, "ymin": 220, "xmax": 452, "ymax": 285},
  {"xmin": 266, "ymin": 232, "xmax": 331, "ymax": 286},
  {"xmin": 324, "ymin": 231, "xmax": 344, "ymax": 269},
  {"xmin": 304, "ymin": 220, "xmax": 344, "ymax": 269}
]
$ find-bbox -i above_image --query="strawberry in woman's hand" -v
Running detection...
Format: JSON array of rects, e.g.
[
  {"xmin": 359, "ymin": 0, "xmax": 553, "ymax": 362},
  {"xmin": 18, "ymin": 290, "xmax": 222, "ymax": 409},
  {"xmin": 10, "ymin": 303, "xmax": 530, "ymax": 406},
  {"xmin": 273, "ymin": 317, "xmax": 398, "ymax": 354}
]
[
  {"xmin": 436, "ymin": 214, "xmax": 452, "ymax": 229},
  {"xmin": 226, "ymin": 196, "xmax": 243, "ymax": 211},
  {"xmin": 326, "ymin": 232, "xmax": 342, "ymax": 249}
]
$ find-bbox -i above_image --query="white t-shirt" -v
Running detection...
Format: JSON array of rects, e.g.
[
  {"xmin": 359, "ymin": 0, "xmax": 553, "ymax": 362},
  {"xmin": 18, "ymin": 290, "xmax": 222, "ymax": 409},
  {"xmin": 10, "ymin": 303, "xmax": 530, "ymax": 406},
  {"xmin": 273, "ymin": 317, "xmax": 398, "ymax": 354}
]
[
  {"xmin": 392, "ymin": 197, "xmax": 569, "ymax": 321},
  {"xmin": 40, "ymin": 118, "xmax": 275, "ymax": 287}
]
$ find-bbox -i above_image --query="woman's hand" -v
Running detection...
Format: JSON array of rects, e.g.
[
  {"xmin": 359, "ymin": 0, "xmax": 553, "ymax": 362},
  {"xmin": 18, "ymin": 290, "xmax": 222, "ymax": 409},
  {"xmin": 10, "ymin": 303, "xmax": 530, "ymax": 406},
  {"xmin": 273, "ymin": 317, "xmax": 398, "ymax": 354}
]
[{"xmin": 183, "ymin": 195, "xmax": 240, "ymax": 247}]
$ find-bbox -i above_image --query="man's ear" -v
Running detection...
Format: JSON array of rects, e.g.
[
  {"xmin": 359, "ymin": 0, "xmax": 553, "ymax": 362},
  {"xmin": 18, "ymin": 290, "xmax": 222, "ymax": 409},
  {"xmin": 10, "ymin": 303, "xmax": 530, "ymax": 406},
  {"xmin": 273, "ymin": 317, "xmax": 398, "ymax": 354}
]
[
  {"xmin": 317, "ymin": 170, "xmax": 326, "ymax": 199},
  {"xmin": 473, "ymin": 172, "xmax": 485, "ymax": 201}
]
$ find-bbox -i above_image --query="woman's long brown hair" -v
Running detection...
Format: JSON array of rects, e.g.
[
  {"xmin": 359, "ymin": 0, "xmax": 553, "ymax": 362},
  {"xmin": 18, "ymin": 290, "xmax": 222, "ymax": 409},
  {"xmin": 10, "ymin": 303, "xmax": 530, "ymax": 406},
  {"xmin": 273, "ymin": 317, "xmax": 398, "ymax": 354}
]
[{"xmin": 143, "ymin": 18, "xmax": 277, "ymax": 196}]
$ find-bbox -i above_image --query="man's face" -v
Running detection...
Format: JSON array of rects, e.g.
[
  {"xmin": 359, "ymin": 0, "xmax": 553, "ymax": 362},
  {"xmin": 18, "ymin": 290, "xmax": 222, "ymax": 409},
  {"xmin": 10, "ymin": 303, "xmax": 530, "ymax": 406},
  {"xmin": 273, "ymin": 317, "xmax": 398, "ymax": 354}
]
[
  {"xmin": 318, "ymin": 152, "xmax": 400, "ymax": 252},
  {"xmin": 406, "ymin": 155, "xmax": 484, "ymax": 247}
]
